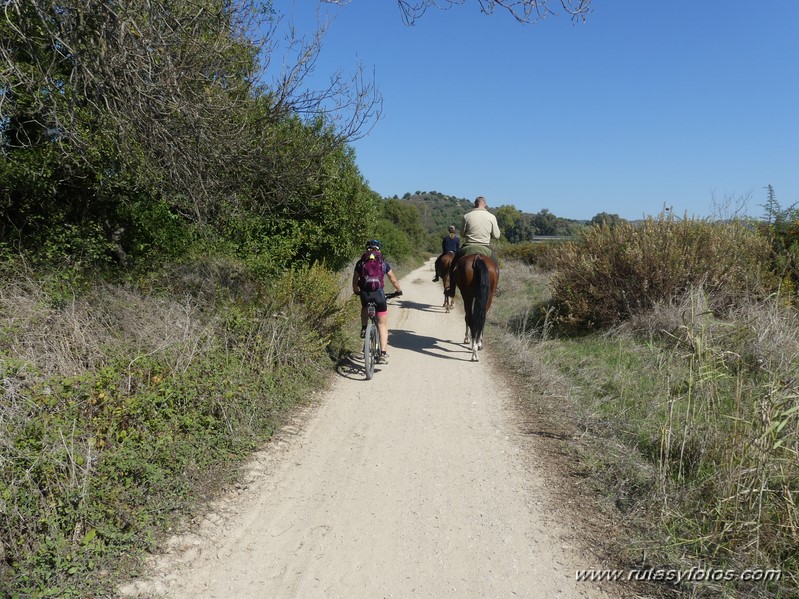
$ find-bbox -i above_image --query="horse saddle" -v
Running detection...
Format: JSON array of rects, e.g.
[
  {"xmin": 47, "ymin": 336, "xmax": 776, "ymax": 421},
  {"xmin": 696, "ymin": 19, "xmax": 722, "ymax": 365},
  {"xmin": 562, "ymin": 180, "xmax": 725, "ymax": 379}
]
[{"xmin": 460, "ymin": 245, "xmax": 493, "ymax": 257}]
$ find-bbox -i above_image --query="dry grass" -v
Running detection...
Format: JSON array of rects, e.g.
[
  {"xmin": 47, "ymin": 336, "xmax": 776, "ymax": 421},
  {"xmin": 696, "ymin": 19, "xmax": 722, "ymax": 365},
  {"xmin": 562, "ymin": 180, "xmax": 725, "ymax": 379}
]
[
  {"xmin": 488, "ymin": 260, "xmax": 799, "ymax": 598},
  {"xmin": 0, "ymin": 279, "xmax": 212, "ymax": 380}
]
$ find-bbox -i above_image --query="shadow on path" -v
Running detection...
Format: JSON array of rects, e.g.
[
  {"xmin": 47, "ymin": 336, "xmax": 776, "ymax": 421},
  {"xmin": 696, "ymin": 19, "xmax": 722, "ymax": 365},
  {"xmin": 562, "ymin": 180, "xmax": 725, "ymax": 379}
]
[
  {"xmin": 388, "ymin": 329, "xmax": 471, "ymax": 361},
  {"xmin": 335, "ymin": 353, "xmax": 386, "ymax": 381},
  {"xmin": 394, "ymin": 299, "xmax": 451, "ymax": 314}
]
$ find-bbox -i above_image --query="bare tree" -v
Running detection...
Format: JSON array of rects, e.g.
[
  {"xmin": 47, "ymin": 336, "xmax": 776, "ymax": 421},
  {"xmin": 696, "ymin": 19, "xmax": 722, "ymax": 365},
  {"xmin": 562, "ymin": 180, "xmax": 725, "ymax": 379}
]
[{"xmin": 322, "ymin": 0, "xmax": 591, "ymax": 25}]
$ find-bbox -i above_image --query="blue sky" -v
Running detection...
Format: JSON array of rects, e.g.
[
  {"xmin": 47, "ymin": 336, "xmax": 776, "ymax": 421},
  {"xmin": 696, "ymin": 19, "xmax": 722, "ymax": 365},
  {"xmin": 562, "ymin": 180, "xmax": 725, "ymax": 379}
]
[{"xmin": 278, "ymin": 1, "xmax": 798, "ymax": 221}]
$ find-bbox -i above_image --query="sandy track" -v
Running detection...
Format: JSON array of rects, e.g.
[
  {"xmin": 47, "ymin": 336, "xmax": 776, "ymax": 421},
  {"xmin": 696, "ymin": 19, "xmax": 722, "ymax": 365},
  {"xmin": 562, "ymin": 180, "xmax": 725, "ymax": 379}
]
[{"xmin": 119, "ymin": 259, "xmax": 613, "ymax": 599}]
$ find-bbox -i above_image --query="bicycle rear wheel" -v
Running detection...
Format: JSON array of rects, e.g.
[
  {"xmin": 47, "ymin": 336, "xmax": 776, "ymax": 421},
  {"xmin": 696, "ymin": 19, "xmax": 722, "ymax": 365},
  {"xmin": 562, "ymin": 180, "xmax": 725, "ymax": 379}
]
[{"xmin": 364, "ymin": 321, "xmax": 377, "ymax": 379}]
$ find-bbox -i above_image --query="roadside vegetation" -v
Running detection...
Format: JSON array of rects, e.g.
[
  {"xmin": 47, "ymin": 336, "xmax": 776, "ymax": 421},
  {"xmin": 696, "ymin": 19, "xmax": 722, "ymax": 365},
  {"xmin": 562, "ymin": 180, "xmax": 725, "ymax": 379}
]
[{"xmin": 491, "ymin": 205, "xmax": 799, "ymax": 598}]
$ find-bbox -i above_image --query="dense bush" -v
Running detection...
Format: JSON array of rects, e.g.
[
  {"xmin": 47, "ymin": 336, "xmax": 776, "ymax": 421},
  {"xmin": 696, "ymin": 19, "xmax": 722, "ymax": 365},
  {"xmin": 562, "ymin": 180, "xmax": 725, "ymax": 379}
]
[
  {"xmin": 550, "ymin": 216, "xmax": 773, "ymax": 329},
  {"xmin": 757, "ymin": 190, "xmax": 799, "ymax": 301},
  {"xmin": 0, "ymin": 258, "xmax": 353, "ymax": 597}
]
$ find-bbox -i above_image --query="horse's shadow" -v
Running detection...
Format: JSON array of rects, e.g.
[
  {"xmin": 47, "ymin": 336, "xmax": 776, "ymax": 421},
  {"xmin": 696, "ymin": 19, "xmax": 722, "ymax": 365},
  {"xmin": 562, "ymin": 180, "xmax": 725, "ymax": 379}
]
[
  {"xmin": 388, "ymin": 329, "xmax": 470, "ymax": 361},
  {"xmin": 394, "ymin": 299, "xmax": 446, "ymax": 313}
]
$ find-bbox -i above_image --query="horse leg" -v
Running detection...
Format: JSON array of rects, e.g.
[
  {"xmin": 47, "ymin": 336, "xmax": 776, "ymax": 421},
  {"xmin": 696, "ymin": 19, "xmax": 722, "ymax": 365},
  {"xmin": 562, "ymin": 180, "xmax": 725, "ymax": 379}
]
[
  {"xmin": 467, "ymin": 312, "xmax": 479, "ymax": 361},
  {"xmin": 443, "ymin": 274, "xmax": 451, "ymax": 311},
  {"xmin": 470, "ymin": 304, "xmax": 480, "ymax": 360}
]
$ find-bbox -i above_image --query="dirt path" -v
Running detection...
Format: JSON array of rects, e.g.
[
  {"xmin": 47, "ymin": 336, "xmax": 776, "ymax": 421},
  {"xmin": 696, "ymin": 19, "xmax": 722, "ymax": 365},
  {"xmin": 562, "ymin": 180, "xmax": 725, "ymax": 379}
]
[{"xmin": 119, "ymin": 259, "xmax": 616, "ymax": 599}]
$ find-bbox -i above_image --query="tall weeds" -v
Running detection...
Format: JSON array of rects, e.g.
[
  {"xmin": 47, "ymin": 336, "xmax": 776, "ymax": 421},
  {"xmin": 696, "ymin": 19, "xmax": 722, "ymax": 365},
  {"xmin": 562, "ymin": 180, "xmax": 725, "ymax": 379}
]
[{"xmin": 644, "ymin": 294, "xmax": 799, "ymax": 577}]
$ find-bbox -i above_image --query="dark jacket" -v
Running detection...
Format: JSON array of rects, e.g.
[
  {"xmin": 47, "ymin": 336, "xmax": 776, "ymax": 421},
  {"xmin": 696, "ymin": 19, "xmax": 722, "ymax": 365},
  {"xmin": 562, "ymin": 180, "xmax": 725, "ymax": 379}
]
[{"xmin": 442, "ymin": 234, "xmax": 460, "ymax": 254}]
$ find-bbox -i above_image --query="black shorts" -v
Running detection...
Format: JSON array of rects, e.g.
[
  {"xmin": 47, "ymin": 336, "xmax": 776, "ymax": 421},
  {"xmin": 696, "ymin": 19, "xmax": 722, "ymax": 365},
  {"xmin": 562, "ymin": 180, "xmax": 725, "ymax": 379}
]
[{"xmin": 359, "ymin": 289, "xmax": 388, "ymax": 313}]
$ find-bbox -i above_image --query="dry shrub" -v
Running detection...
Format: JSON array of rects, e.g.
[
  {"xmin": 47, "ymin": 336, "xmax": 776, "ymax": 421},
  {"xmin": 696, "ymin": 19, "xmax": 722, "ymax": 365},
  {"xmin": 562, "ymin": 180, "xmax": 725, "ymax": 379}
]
[
  {"xmin": 493, "ymin": 254, "xmax": 799, "ymax": 594},
  {"xmin": 0, "ymin": 278, "xmax": 211, "ymax": 379},
  {"xmin": 625, "ymin": 285, "xmax": 713, "ymax": 339},
  {"xmin": 498, "ymin": 241, "xmax": 562, "ymax": 271},
  {"xmin": 627, "ymin": 290, "xmax": 799, "ymax": 585},
  {"xmin": 628, "ymin": 286, "xmax": 799, "ymax": 374},
  {"xmin": 550, "ymin": 216, "xmax": 773, "ymax": 330},
  {"xmin": 730, "ymin": 295, "xmax": 799, "ymax": 373}
]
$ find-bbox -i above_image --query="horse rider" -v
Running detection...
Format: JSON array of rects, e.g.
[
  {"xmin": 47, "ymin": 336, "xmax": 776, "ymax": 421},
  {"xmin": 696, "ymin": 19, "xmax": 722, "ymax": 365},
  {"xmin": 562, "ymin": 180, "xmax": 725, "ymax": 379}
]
[
  {"xmin": 447, "ymin": 196, "xmax": 501, "ymax": 297},
  {"xmin": 433, "ymin": 224, "xmax": 460, "ymax": 282}
]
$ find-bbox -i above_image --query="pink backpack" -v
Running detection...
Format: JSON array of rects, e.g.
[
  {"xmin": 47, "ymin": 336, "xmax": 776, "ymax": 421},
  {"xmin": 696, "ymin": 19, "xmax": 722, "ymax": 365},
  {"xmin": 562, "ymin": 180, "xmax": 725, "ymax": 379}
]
[{"xmin": 359, "ymin": 250, "xmax": 385, "ymax": 292}]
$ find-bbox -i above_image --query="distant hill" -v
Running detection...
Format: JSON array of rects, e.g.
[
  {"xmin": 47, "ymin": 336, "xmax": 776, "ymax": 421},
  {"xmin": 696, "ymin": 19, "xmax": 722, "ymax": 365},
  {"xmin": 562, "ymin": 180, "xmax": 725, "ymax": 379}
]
[
  {"xmin": 385, "ymin": 191, "xmax": 473, "ymax": 235},
  {"xmin": 384, "ymin": 191, "xmax": 586, "ymax": 241}
]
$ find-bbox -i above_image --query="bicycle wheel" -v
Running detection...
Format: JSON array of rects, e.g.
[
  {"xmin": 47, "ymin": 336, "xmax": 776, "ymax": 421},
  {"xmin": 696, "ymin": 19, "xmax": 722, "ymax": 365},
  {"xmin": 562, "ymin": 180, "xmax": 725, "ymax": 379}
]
[
  {"xmin": 364, "ymin": 321, "xmax": 376, "ymax": 379},
  {"xmin": 370, "ymin": 322, "xmax": 380, "ymax": 367}
]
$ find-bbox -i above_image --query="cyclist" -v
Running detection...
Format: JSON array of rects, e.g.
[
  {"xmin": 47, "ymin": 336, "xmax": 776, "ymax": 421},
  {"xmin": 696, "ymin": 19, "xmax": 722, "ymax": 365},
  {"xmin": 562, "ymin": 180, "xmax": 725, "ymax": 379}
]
[{"xmin": 352, "ymin": 239, "xmax": 402, "ymax": 364}]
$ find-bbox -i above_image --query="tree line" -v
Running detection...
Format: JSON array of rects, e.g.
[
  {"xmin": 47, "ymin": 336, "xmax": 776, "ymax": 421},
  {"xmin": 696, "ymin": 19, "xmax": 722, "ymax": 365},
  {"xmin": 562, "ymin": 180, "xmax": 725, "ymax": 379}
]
[
  {"xmin": 1, "ymin": 0, "xmax": 384, "ymax": 275},
  {"xmin": 389, "ymin": 191, "xmax": 621, "ymax": 250}
]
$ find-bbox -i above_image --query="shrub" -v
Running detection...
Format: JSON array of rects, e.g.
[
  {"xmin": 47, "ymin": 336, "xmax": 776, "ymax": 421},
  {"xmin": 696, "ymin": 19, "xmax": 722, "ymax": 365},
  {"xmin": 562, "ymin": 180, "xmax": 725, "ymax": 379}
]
[
  {"xmin": 492, "ymin": 256, "xmax": 799, "ymax": 596},
  {"xmin": 550, "ymin": 216, "xmax": 773, "ymax": 329}
]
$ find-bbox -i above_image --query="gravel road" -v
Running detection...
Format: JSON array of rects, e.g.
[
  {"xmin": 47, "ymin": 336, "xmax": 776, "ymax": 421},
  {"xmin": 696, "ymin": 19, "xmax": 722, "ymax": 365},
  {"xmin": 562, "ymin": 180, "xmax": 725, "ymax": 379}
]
[{"xmin": 119, "ymin": 258, "xmax": 614, "ymax": 599}]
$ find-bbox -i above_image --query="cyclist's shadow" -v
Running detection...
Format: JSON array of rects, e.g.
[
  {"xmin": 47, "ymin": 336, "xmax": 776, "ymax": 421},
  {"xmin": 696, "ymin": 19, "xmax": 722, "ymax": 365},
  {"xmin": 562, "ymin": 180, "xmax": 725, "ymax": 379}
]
[
  {"xmin": 336, "ymin": 353, "xmax": 367, "ymax": 380},
  {"xmin": 336, "ymin": 352, "xmax": 389, "ymax": 380}
]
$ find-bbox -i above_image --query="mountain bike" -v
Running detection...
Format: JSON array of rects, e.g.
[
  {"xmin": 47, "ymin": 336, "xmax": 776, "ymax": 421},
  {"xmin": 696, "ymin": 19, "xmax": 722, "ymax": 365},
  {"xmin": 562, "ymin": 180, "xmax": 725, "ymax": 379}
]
[{"xmin": 363, "ymin": 291, "xmax": 402, "ymax": 380}]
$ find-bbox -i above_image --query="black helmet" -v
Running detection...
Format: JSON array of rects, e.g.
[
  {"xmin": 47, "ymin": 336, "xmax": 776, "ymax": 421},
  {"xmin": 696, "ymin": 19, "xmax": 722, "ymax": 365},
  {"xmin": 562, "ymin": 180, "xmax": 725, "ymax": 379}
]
[{"xmin": 366, "ymin": 239, "xmax": 382, "ymax": 251}]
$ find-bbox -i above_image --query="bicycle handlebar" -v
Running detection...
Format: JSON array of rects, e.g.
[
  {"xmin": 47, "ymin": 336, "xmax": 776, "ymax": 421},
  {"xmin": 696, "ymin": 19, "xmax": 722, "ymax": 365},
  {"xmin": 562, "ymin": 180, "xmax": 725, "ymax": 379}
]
[{"xmin": 353, "ymin": 290, "xmax": 403, "ymax": 298}]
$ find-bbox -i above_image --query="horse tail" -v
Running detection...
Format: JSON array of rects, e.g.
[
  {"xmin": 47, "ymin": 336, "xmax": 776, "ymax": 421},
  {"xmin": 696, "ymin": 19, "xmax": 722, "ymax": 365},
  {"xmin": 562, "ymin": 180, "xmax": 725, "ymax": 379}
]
[{"xmin": 471, "ymin": 256, "xmax": 490, "ymax": 340}]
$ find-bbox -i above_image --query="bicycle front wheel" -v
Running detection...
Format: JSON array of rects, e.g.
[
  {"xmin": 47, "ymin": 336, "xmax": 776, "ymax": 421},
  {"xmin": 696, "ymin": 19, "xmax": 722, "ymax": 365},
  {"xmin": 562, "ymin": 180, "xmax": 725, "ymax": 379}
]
[{"xmin": 364, "ymin": 321, "xmax": 377, "ymax": 380}]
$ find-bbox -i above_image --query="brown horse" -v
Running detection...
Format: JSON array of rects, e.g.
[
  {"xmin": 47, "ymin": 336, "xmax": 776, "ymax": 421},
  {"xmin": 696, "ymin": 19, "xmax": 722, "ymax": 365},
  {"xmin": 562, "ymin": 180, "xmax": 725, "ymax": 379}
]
[
  {"xmin": 434, "ymin": 252, "xmax": 455, "ymax": 312},
  {"xmin": 451, "ymin": 253, "xmax": 499, "ymax": 361}
]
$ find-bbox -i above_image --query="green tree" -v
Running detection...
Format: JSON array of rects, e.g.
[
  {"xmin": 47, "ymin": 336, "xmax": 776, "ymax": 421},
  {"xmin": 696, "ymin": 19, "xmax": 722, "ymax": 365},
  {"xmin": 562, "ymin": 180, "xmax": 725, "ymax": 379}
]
[
  {"xmin": 590, "ymin": 212, "xmax": 625, "ymax": 228},
  {"xmin": 532, "ymin": 209, "xmax": 558, "ymax": 236},
  {"xmin": 761, "ymin": 184, "xmax": 782, "ymax": 224},
  {"xmin": 1, "ymin": 1, "xmax": 381, "ymax": 270},
  {"xmin": 381, "ymin": 199, "xmax": 428, "ymax": 247},
  {"xmin": 495, "ymin": 205, "xmax": 522, "ymax": 237},
  {"xmin": 364, "ymin": 198, "xmax": 429, "ymax": 261},
  {"xmin": 494, "ymin": 205, "xmax": 535, "ymax": 243}
]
